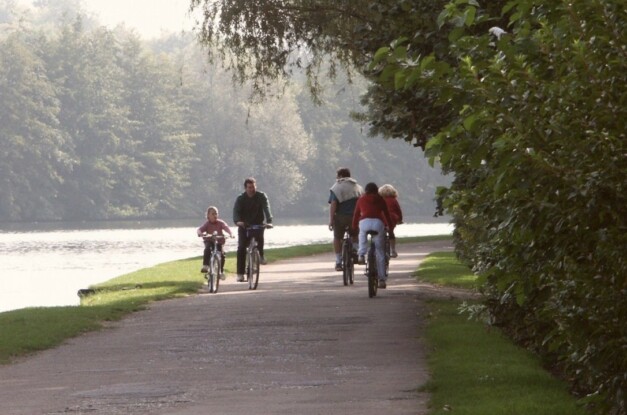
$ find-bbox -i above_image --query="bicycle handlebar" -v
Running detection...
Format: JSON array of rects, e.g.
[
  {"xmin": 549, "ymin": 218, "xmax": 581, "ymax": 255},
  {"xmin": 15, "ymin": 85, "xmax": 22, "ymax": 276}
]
[
  {"xmin": 200, "ymin": 231, "xmax": 232, "ymax": 242},
  {"xmin": 240, "ymin": 223, "xmax": 273, "ymax": 230}
]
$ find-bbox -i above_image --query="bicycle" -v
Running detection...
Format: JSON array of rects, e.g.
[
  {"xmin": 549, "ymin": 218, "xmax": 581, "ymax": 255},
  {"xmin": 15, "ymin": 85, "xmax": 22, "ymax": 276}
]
[
  {"xmin": 365, "ymin": 230, "xmax": 379, "ymax": 298},
  {"xmin": 200, "ymin": 231, "xmax": 226, "ymax": 294},
  {"xmin": 384, "ymin": 230, "xmax": 391, "ymax": 278},
  {"xmin": 243, "ymin": 224, "xmax": 272, "ymax": 290},
  {"xmin": 341, "ymin": 226, "xmax": 355, "ymax": 286}
]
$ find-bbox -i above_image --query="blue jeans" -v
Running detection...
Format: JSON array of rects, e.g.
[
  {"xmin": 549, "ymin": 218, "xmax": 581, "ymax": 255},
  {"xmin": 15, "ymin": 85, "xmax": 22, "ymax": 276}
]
[{"xmin": 357, "ymin": 218, "xmax": 386, "ymax": 280}]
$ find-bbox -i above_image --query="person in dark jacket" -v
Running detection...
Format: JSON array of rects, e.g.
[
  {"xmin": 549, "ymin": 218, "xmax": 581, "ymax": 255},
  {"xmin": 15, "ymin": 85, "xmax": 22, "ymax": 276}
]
[{"xmin": 233, "ymin": 177, "xmax": 273, "ymax": 282}]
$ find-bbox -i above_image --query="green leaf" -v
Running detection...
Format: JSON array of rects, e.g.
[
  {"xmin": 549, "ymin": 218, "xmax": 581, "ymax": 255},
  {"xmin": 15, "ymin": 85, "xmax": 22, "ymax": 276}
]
[
  {"xmin": 389, "ymin": 37, "xmax": 408, "ymax": 48},
  {"xmin": 420, "ymin": 55, "xmax": 435, "ymax": 71},
  {"xmin": 448, "ymin": 27, "xmax": 466, "ymax": 42},
  {"xmin": 464, "ymin": 7, "xmax": 477, "ymax": 26},
  {"xmin": 372, "ymin": 46, "xmax": 390, "ymax": 63},
  {"xmin": 502, "ymin": 1, "xmax": 517, "ymax": 14},
  {"xmin": 393, "ymin": 46, "xmax": 408, "ymax": 60},
  {"xmin": 463, "ymin": 113, "xmax": 478, "ymax": 131},
  {"xmin": 394, "ymin": 70, "xmax": 407, "ymax": 90},
  {"xmin": 437, "ymin": 9, "xmax": 450, "ymax": 29}
]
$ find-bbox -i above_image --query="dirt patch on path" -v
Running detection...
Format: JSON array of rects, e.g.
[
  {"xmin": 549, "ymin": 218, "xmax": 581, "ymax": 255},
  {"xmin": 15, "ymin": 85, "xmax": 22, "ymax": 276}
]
[{"xmin": 0, "ymin": 240, "xmax": 462, "ymax": 414}]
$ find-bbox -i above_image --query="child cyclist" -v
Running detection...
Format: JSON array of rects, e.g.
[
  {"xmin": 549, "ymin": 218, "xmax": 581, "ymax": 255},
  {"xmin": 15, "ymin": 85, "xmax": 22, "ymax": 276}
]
[{"xmin": 197, "ymin": 206, "xmax": 234, "ymax": 279}]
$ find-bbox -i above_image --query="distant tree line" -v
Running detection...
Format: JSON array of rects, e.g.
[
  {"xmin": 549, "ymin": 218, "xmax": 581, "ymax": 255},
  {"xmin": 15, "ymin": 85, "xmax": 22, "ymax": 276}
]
[{"xmin": 0, "ymin": 1, "xmax": 448, "ymax": 222}]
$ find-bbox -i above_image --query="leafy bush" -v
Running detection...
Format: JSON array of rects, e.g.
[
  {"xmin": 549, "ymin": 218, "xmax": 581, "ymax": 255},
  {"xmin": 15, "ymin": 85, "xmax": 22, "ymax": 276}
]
[{"xmin": 372, "ymin": 1, "xmax": 626, "ymax": 413}]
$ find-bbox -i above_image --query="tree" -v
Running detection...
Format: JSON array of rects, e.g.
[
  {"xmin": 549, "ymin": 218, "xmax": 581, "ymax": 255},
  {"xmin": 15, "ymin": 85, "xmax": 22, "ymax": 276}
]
[
  {"xmin": 189, "ymin": 0, "xmax": 462, "ymax": 149},
  {"xmin": 0, "ymin": 32, "xmax": 68, "ymax": 220},
  {"xmin": 185, "ymin": 56, "xmax": 317, "ymax": 211},
  {"xmin": 115, "ymin": 34, "xmax": 196, "ymax": 218},
  {"xmin": 44, "ymin": 18, "xmax": 125, "ymax": 219}
]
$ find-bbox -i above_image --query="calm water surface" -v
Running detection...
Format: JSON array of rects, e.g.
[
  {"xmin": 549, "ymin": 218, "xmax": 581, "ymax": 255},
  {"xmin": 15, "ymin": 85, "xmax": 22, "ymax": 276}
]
[{"xmin": 0, "ymin": 220, "xmax": 452, "ymax": 312}]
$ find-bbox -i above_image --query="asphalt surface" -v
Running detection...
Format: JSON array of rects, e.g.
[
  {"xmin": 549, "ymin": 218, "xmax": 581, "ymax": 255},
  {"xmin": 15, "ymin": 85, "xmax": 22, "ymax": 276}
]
[{"xmin": 0, "ymin": 240, "xmax": 453, "ymax": 414}]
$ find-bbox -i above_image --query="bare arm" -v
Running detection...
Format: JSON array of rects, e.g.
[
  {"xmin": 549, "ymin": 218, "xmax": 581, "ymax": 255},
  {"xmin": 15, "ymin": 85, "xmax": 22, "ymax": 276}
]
[{"xmin": 329, "ymin": 200, "xmax": 338, "ymax": 230}]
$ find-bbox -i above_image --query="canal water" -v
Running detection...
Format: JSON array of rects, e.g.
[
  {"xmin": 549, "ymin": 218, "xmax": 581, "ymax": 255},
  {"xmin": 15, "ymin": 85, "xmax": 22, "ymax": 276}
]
[{"xmin": 0, "ymin": 220, "xmax": 453, "ymax": 312}]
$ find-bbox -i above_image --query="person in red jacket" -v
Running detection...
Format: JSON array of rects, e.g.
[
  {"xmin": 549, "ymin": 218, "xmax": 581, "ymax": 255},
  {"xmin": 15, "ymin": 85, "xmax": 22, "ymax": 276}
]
[
  {"xmin": 352, "ymin": 182, "xmax": 392, "ymax": 288},
  {"xmin": 379, "ymin": 184, "xmax": 403, "ymax": 258}
]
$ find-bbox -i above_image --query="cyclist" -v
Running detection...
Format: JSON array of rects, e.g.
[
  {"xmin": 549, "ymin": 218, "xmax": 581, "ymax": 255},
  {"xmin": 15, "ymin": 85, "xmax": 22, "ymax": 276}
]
[
  {"xmin": 378, "ymin": 184, "xmax": 404, "ymax": 258},
  {"xmin": 352, "ymin": 182, "xmax": 392, "ymax": 288},
  {"xmin": 233, "ymin": 177, "xmax": 273, "ymax": 282},
  {"xmin": 197, "ymin": 206, "xmax": 234, "ymax": 278},
  {"xmin": 328, "ymin": 167, "xmax": 363, "ymax": 271}
]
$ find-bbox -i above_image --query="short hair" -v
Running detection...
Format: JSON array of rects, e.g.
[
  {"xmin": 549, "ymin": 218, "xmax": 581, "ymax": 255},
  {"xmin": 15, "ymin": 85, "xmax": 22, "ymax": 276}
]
[
  {"xmin": 336, "ymin": 168, "xmax": 351, "ymax": 178},
  {"xmin": 365, "ymin": 182, "xmax": 379, "ymax": 194},
  {"xmin": 206, "ymin": 206, "xmax": 218, "ymax": 215},
  {"xmin": 378, "ymin": 184, "xmax": 398, "ymax": 198},
  {"xmin": 244, "ymin": 177, "xmax": 256, "ymax": 187}
]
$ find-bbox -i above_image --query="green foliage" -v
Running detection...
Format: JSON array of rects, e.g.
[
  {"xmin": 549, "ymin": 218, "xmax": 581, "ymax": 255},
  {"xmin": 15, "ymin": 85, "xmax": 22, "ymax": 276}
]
[
  {"xmin": 371, "ymin": 1, "xmax": 626, "ymax": 413},
  {"xmin": 190, "ymin": 0, "xmax": 456, "ymax": 148},
  {"xmin": 0, "ymin": 32, "xmax": 68, "ymax": 220}
]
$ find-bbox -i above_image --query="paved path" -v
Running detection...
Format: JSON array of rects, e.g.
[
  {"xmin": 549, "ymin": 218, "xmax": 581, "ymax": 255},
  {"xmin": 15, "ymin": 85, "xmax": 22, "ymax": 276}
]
[{"xmin": 0, "ymin": 240, "xmax": 453, "ymax": 414}]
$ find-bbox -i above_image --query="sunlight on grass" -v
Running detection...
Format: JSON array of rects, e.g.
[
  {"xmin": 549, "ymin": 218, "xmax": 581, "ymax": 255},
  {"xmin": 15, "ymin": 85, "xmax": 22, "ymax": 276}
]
[{"xmin": 415, "ymin": 251, "xmax": 478, "ymax": 289}]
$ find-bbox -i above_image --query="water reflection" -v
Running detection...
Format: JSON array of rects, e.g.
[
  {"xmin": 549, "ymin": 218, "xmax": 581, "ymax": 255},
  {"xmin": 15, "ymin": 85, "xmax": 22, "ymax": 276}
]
[{"xmin": 0, "ymin": 221, "xmax": 452, "ymax": 312}]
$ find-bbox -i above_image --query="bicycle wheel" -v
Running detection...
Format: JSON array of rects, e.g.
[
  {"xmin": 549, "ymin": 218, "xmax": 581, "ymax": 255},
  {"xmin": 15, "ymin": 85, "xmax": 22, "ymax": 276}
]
[
  {"xmin": 209, "ymin": 253, "xmax": 220, "ymax": 293},
  {"xmin": 347, "ymin": 241, "xmax": 355, "ymax": 285},
  {"xmin": 367, "ymin": 246, "xmax": 378, "ymax": 298},
  {"xmin": 341, "ymin": 239, "xmax": 350, "ymax": 286},
  {"xmin": 248, "ymin": 249, "xmax": 260, "ymax": 290},
  {"xmin": 384, "ymin": 235, "xmax": 390, "ymax": 277}
]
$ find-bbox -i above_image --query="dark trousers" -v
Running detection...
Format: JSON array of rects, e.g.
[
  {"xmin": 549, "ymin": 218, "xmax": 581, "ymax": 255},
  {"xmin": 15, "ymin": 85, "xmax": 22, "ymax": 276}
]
[
  {"xmin": 237, "ymin": 227, "xmax": 264, "ymax": 275},
  {"xmin": 203, "ymin": 241, "xmax": 225, "ymax": 272}
]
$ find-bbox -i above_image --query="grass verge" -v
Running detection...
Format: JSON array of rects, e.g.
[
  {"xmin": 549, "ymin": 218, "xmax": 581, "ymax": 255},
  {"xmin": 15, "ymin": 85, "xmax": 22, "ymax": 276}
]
[
  {"xmin": 417, "ymin": 251, "xmax": 587, "ymax": 415},
  {"xmin": 0, "ymin": 236, "xmax": 444, "ymax": 364}
]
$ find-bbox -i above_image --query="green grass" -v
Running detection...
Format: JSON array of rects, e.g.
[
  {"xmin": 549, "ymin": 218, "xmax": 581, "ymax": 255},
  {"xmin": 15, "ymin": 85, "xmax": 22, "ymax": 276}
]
[
  {"xmin": 1, "ymin": 237, "xmax": 447, "ymax": 364},
  {"xmin": 418, "ymin": 252, "xmax": 587, "ymax": 415},
  {"xmin": 414, "ymin": 251, "xmax": 479, "ymax": 289}
]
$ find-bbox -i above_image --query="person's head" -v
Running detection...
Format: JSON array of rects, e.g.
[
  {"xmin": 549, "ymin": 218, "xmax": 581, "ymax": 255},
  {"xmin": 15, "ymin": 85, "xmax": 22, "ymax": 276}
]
[
  {"xmin": 336, "ymin": 168, "xmax": 351, "ymax": 179},
  {"xmin": 365, "ymin": 182, "xmax": 379, "ymax": 194},
  {"xmin": 244, "ymin": 177, "xmax": 257, "ymax": 197},
  {"xmin": 379, "ymin": 184, "xmax": 398, "ymax": 198},
  {"xmin": 206, "ymin": 206, "xmax": 219, "ymax": 222}
]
